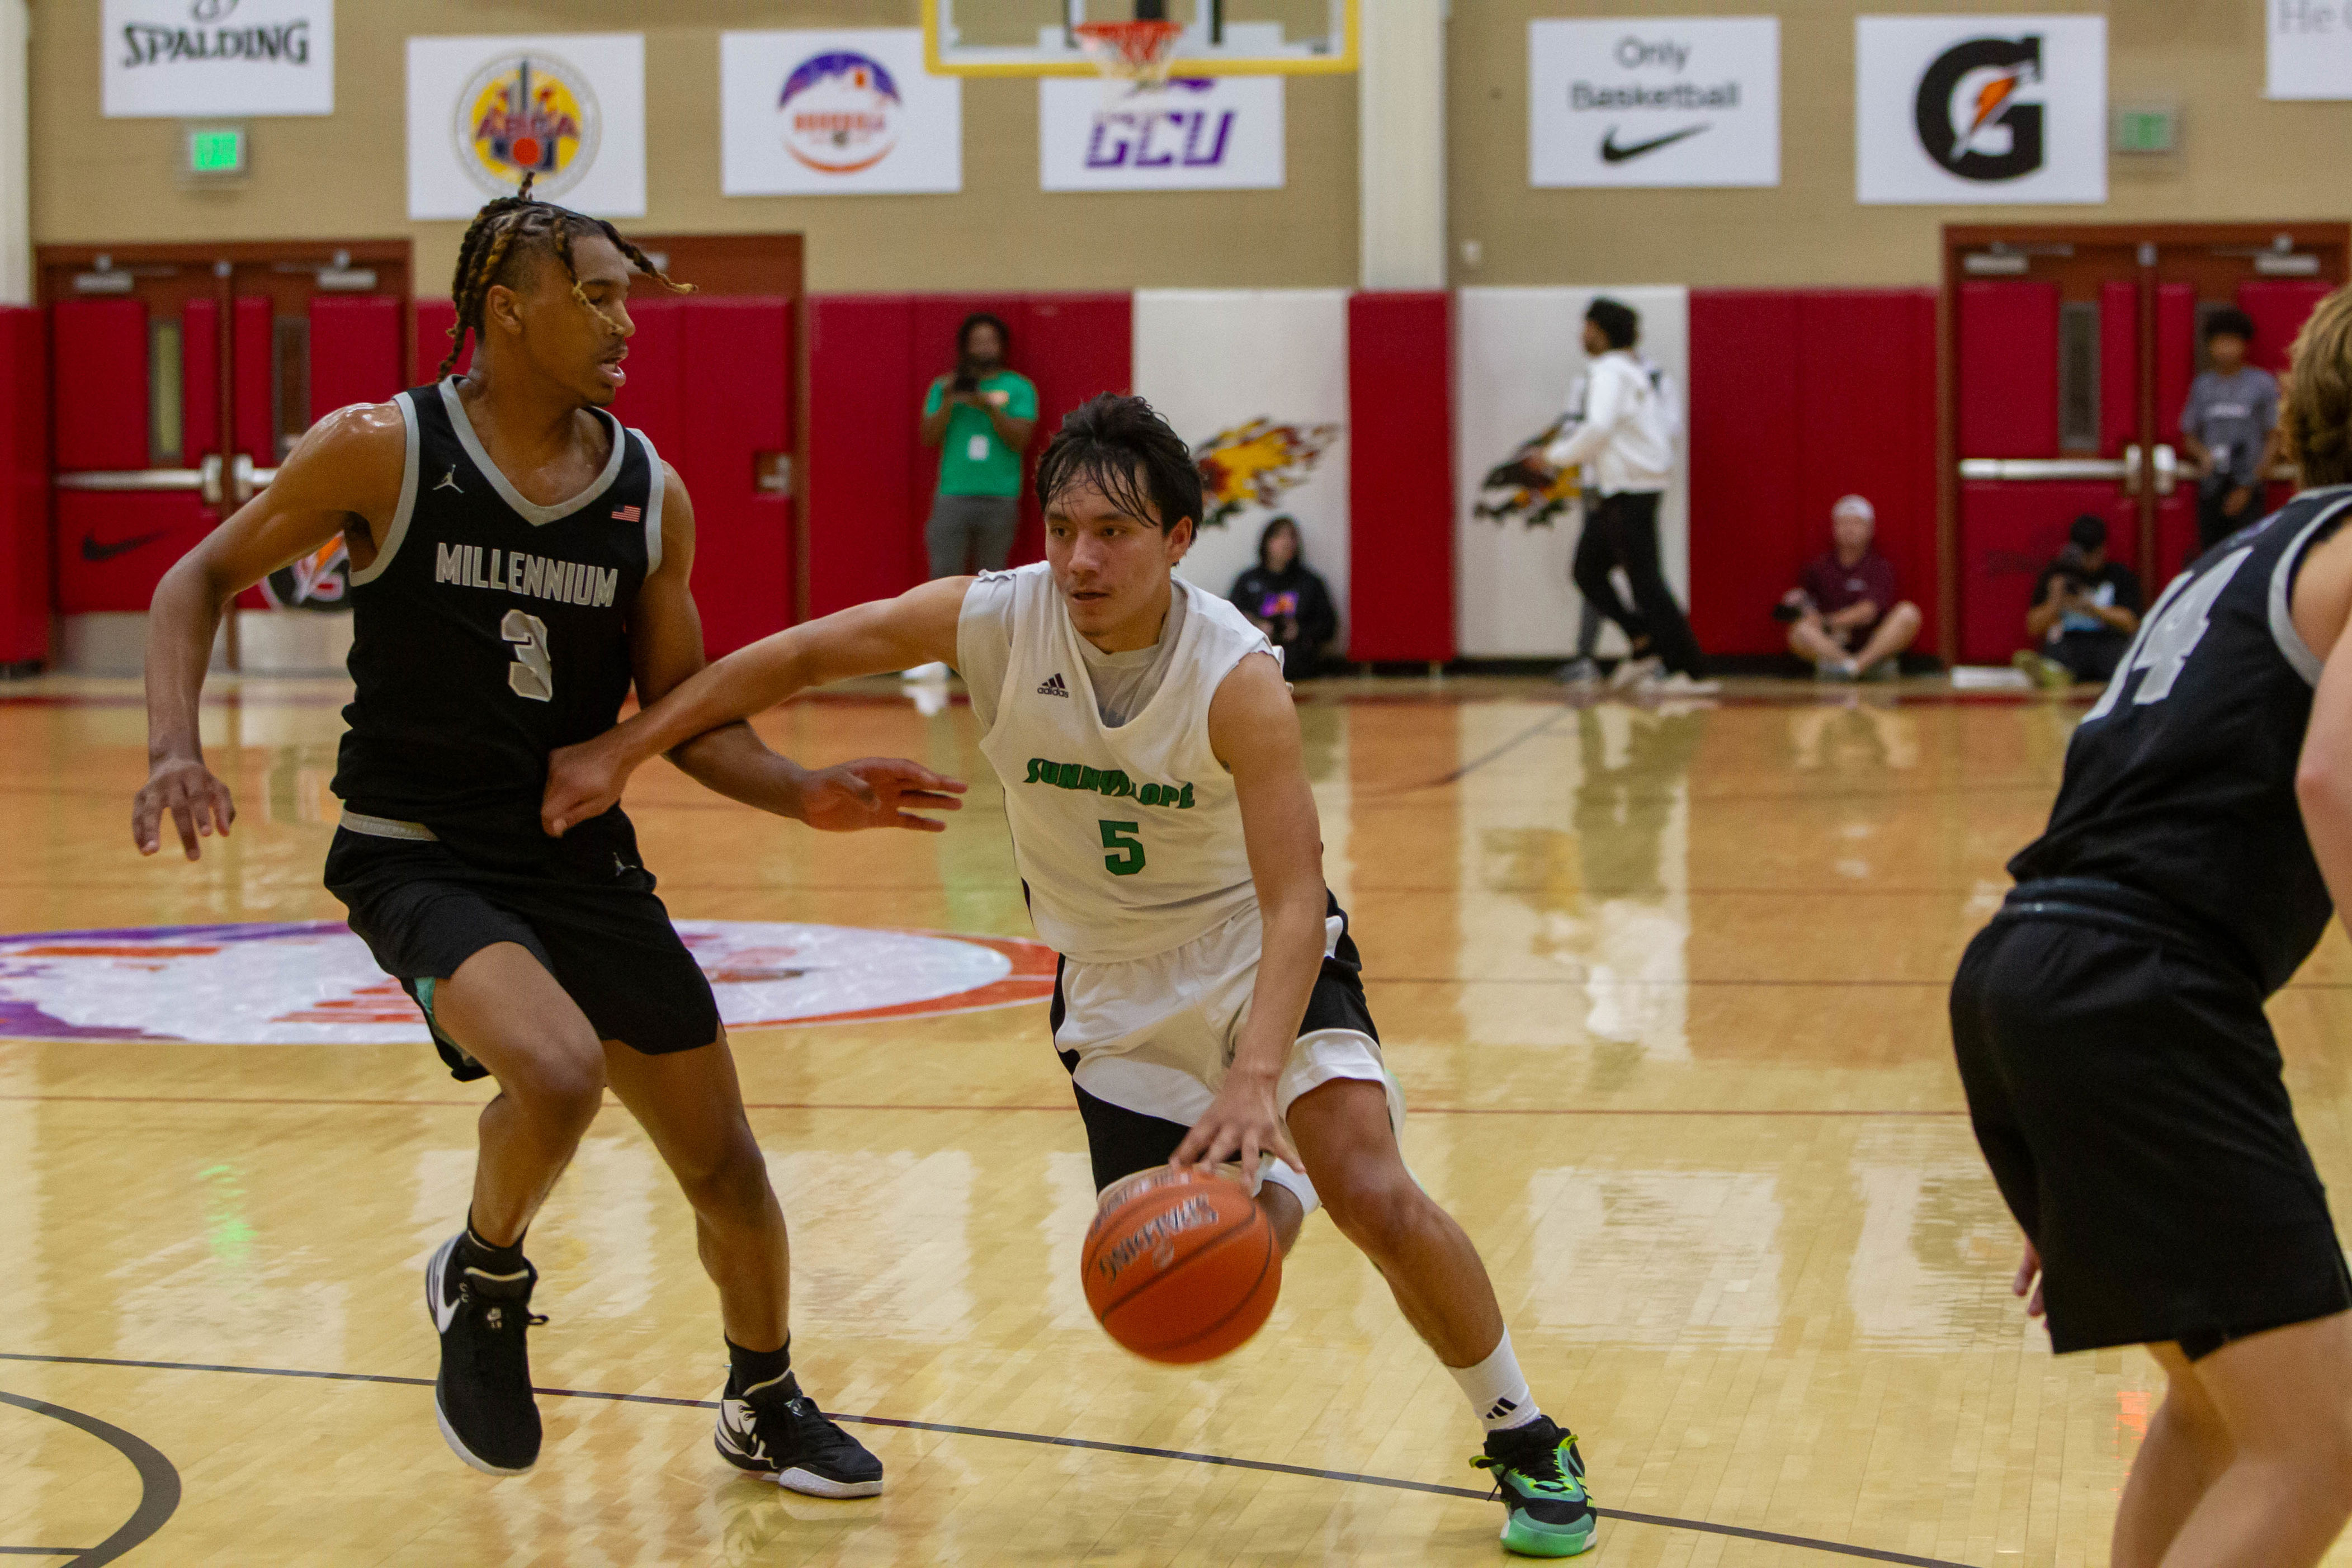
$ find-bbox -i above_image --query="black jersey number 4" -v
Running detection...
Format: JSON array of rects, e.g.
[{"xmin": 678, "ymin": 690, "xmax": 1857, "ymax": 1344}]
[{"xmin": 2081, "ymin": 546, "xmax": 2253, "ymax": 723}]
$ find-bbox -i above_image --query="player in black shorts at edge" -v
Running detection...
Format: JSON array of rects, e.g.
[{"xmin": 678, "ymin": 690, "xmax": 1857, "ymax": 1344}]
[
  {"xmin": 1953, "ymin": 284, "xmax": 2352, "ymax": 1567},
  {"xmin": 131, "ymin": 176, "xmax": 965, "ymax": 1491}
]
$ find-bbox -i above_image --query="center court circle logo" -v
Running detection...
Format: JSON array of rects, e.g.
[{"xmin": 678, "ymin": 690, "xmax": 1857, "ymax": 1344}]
[
  {"xmin": 777, "ymin": 51, "xmax": 904, "ymax": 174},
  {"xmin": 1914, "ymin": 35, "xmax": 2043, "ymax": 182},
  {"xmin": 0, "ymin": 922, "xmax": 1055, "ymax": 1045},
  {"xmin": 456, "ymin": 52, "xmax": 601, "ymax": 201}
]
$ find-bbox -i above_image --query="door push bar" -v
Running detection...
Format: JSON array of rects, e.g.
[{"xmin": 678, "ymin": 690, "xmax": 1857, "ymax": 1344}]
[
  {"xmin": 1958, "ymin": 444, "xmax": 2178, "ymax": 495},
  {"xmin": 55, "ymin": 452, "xmax": 279, "ymax": 508}
]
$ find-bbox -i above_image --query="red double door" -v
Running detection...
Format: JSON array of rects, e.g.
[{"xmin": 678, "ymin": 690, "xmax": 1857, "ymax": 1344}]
[
  {"xmin": 42, "ymin": 235, "xmax": 800, "ymax": 658},
  {"xmin": 41, "ymin": 242, "xmax": 411, "ymax": 618},
  {"xmin": 1946, "ymin": 223, "xmax": 2347, "ymax": 665}
]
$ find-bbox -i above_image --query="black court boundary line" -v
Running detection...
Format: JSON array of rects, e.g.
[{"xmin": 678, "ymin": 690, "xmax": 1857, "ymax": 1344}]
[
  {"xmin": 0, "ymin": 1352, "xmax": 1968, "ymax": 1567},
  {"xmin": 0, "ymin": 1389, "xmax": 181, "ymax": 1565}
]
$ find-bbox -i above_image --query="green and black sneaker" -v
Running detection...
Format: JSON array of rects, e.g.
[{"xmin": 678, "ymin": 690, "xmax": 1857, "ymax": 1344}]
[{"xmin": 1471, "ymin": 1416, "xmax": 1597, "ymax": 1558}]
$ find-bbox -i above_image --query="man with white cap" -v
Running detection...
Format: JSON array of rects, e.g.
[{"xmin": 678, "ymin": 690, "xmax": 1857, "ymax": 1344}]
[{"xmin": 1779, "ymin": 495, "xmax": 1921, "ymax": 681}]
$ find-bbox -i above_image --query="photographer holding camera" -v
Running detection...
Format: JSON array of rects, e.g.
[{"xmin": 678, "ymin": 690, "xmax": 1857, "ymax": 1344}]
[
  {"xmin": 2015, "ymin": 514, "xmax": 2142, "ymax": 688},
  {"xmin": 918, "ymin": 312, "xmax": 1037, "ymax": 578}
]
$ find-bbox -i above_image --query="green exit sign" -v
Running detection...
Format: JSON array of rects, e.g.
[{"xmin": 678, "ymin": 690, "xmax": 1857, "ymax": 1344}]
[
  {"xmin": 182, "ymin": 122, "xmax": 248, "ymax": 180},
  {"xmin": 2112, "ymin": 105, "xmax": 2179, "ymax": 155}
]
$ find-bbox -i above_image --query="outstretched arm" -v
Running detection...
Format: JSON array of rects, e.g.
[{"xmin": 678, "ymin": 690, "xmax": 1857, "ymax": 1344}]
[
  {"xmin": 1171, "ymin": 651, "xmax": 1318, "ymax": 1175},
  {"xmin": 622, "ymin": 466, "xmax": 966, "ymax": 835},
  {"xmin": 545, "ymin": 572, "xmax": 971, "ymax": 835},
  {"xmin": 135, "ymin": 403, "xmax": 405, "ymax": 859}
]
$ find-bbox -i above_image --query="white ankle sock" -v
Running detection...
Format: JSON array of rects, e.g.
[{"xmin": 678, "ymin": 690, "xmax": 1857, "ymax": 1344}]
[{"xmin": 1449, "ymin": 1331, "xmax": 1542, "ymax": 1433}]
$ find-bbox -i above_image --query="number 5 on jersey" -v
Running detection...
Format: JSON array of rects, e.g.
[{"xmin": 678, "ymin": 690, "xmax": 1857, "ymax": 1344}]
[
  {"xmin": 1099, "ymin": 819, "xmax": 1145, "ymax": 877},
  {"xmin": 503, "ymin": 609, "xmax": 554, "ymax": 702}
]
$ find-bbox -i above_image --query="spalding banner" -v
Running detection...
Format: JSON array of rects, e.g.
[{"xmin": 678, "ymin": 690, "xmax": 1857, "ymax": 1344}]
[
  {"xmin": 721, "ymin": 29, "xmax": 962, "ymax": 196},
  {"xmin": 408, "ymin": 32, "xmax": 646, "ymax": 219},
  {"xmin": 1855, "ymin": 15, "xmax": 2106, "ymax": 205},
  {"xmin": 103, "ymin": 0, "xmax": 334, "ymax": 117}
]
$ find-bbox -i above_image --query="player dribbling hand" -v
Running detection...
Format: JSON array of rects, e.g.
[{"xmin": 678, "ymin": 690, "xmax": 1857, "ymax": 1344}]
[{"xmin": 1172, "ymin": 1062, "xmax": 1303, "ymax": 1180}]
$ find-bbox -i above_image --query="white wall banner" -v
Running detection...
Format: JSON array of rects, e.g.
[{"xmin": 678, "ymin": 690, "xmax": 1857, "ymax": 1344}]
[
  {"xmin": 408, "ymin": 34, "xmax": 645, "ymax": 220},
  {"xmin": 1856, "ymin": 15, "xmax": 2105, "ymax": 205},
  {"xmin": 1041, "ymin": 78, "xmax": 1283, "ymax": 192},
  {"xmin": 1528, "ymin": 18, "xmax": 1779, "ymax": 188},
  {"xmin": 1455, "ymin": 287, "xmax": 1689, "ymax": 659},
  {"xmin": 103, "ymin": 0, "xmax": 333, "ymax": 118},
  {"xmin": 1134, "ymin": 290, "xmax": 1349, "ymax": 632},
  {"xmin": 720, "ymin": 29, "xmax": 961, "ymax": 196},
  {"xmin": 2269, "ymin": 2, "xmax": 2352, "ymax": 98}
]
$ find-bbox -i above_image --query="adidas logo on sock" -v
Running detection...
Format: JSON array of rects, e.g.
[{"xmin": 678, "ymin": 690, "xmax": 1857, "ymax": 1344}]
[
  {"xmin": 1486, "ymin": 1396, "xmax": 1519, "ymax": 1421},
  {"xmin": 1037, "ymin": 673, "xmax": 1070, "ymax": 698}
]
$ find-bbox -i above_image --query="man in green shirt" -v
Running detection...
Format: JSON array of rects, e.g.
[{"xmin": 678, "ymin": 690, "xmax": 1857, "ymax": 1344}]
[{"xmin": 919, "ymin": 313, "xmax": 1037, "ymax": 580}]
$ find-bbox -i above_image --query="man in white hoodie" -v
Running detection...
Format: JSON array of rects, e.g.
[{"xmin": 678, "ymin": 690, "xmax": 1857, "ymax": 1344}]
[{"xmin": 1547, "ymin": 299, "xmax": 1711, "ymax": 693}]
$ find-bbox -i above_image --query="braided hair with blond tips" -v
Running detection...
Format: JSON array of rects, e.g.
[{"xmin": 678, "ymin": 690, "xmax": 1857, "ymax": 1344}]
[{"xmin": 439, "ymin": 171, "xmax": 691, "ymax": 377}]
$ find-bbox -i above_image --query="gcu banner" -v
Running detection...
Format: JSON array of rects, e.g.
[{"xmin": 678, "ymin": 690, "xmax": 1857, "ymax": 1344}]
[
  {"xmin": 1040, "ymin": 77, "xmax": 1284, "ymax": 192},
  {"xmin": 103, "ymin": 0, "xmax": 333, "ymax": 117}
]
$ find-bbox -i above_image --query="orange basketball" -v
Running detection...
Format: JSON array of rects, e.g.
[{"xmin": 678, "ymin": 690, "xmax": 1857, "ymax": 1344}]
[{"xmin": 1080, "ymin": 1165, "xmax": 1282, "ymax": 1364}]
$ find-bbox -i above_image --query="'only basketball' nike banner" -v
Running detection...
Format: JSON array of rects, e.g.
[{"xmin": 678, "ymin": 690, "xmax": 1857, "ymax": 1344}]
[{"xmin": 1528, "ymin": 18, "xmax": 1779, "ymax": 188}]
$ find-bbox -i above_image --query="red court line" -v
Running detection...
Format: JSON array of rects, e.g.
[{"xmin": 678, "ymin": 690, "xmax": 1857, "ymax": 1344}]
[{"xmin": 0, "ymin": 1091, "xmax": 1962, "ymax": 1117}]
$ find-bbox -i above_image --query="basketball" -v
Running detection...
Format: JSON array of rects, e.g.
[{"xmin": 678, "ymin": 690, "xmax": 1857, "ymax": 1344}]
[{"xmin": 1081, "ymin": 1165, "xmax": 1281, "ymax": 1364}]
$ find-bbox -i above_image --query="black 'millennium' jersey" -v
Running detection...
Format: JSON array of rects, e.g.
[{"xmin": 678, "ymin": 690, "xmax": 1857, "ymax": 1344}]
[
  {"xmin": 331, "ymin": 378, "xmax": 663, "ymax": 856},
  {"xmin": 2010, "ymin": 486, "xmax": 2352, "ymax": 994}
]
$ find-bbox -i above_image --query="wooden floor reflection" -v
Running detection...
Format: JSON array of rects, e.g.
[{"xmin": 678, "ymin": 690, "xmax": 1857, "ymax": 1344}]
[{"xmin": 4, "ymin": 674, "xmax": 2346, "ymax": 1565}]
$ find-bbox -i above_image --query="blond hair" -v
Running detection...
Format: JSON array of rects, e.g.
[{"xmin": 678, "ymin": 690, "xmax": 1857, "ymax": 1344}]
[{"xmin": 2282, "ymin": 284, "xmax": 2352, "ymax": 488}]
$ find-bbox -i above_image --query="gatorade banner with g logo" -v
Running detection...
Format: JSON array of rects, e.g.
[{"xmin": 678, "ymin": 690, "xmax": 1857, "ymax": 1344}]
[{"xmin": 1855, "ymin": 15, "xmax": 2105, "ymax": 205}]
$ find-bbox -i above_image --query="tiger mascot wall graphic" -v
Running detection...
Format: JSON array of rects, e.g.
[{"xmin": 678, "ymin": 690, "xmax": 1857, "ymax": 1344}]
[{"xmin": 1475, "ymin": 415, "xmax": 1583, "ymax": 530}]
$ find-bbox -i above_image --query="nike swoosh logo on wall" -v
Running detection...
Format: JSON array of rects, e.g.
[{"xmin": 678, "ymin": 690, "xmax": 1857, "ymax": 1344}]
[
  {"xmin": 79, "ymin": 530, "xmax": 171, "ymax": 563},
  {"xmin": 1600, "ymin": 125, "xmax": 1709, "ymax": 163}
]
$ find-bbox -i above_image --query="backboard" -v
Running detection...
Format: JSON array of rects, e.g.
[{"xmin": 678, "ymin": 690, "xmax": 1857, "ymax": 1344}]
[{"xmin": 923, "ymin": 0, "xmax": 1357, "ymax": 77}]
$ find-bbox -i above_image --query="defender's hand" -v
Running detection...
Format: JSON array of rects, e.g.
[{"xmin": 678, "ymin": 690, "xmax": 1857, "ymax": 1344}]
[
  {"xmin": 542, "ymin": 738, "xmax": 632, "ymax": 837},
  {"xmin": 1172, "ymin": 1065, "xmax": 1302, "ymax": 1178},
  {"xmin": 134, "ymin": 755, "xmax": 236, "ymax": 861},
  {"xmin": 795, "ymin": 757, "xmax": 967, "ymax": 833},
  {"xmin": 2013, "ymin": 1239, "xmax": 2046, "ymax": 1319}
]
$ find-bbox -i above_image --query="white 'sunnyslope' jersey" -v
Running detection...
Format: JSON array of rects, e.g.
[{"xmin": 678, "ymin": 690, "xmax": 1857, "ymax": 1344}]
[{"xmin": 973, "ymin": 564, "xmax": 1273, "ymax": 965}]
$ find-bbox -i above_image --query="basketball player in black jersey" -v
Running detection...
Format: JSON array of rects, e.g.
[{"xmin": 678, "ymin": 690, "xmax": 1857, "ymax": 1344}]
[
  {"xmin": 1953, "ymin": 286, "xmax": 2352, "ymax": 1566},
  {"xmin": 130, "ymin": 180, "xmax": 964, "ymax": 1492}
]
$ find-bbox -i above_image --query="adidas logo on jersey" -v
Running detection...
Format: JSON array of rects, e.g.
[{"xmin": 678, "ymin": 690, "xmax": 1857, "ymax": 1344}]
[{"xmin": 1037, "ymin": 673, "xmax": 1070, "ymax": 698}]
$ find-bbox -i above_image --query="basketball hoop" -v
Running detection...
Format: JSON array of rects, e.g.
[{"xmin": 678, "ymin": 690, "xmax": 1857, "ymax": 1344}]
[{"xmin": 1074, "ymin": 18, "xmax": 1184, "ymax": 93}]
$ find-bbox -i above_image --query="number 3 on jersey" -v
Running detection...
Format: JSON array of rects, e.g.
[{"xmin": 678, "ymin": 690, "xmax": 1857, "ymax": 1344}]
[
  {"xmin": 1098, "ymin": 819, "xmax": 1146, "ymax": 876},
  {"xmin": 503, "ymin": 609, "xmax": 554, "ymax": 702}
]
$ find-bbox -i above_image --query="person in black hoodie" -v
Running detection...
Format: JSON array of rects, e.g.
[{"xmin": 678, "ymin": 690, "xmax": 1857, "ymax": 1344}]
[{"xmin": 1229, "ymin": 515, "xmax": 1338, "ymax": 676}]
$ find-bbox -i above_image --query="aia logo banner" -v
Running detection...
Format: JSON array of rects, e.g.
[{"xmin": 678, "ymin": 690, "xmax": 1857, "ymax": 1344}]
[
  {"xmin": 1040, "ymin": 77, "xmax": 1284, "ymax": 191},
  {"xmin": 1857, "ymin": 15, "xmax": 2106, "ymax": 205},
  {"xmin": 1527, "ymin": 17, "xmax": 1780, "ymax": 189}
]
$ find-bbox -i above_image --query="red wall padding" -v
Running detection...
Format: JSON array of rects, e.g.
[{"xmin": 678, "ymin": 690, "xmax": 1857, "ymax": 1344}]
[
  {"xmin": 682, "ymin": 297, "xmax": 793, "ymax": 657},
  {"xmin": 1958, "ymin": 281, "xmax": 2060, "ymax": 459},
  {"xmin": 232, "ymin": 296, "xmax": 273, "ymax": 467},
  {"xmin": 2154, "ymin": 282, "xmax": 2195, "ymax": 448},
  {"xmin": 1687, "ymin": 289, "xmax": 1937, "ymax": 657},
  {"xmin": 805, "ymin": 292, "xmax": 1132, "ymax": 619},
  {"xmin": 1347, "ymin": 291, "xmax": 1452, "ymax": 661},
  {"xmin": 2237, "ymin": 279, "xmax": 2334, "ymax": 376},
  {"xmin": 309, "ymin": 296, "xmax": 405, "ymax": 422},
  {"xmin": 0, "ymin": 309, "xmax": 47, "ymax": 661},
  {"xmin": 413, "ymin": 297, "xmax": 470, "ymax": 384}
]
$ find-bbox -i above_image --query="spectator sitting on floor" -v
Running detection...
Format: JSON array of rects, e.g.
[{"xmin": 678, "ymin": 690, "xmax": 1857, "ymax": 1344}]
[
  {"xmin": 1229, "ymin": 514, "xmax": 1338, "ymax": 677},
  {"xmin": 2014, "ymin": 513, "xmax": 2142, "ymax": 688},
  {"xmin": 1778, "ymin": 494, "xmax": 1923, "ymax": 681}
]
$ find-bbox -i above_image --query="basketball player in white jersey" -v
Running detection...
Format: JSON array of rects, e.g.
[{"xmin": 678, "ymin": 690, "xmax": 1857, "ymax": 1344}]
[{"xmin": 541, "ymin": 394, "xmax": 1597, "ymax": 1557}]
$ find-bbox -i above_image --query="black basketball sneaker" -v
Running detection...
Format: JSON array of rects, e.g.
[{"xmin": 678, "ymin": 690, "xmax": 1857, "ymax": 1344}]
[
  {"xmin": 715, "ymin": 1369, "xmax": 885, "ymax": 1498},
  {"xmin": 424, "ymin": 1231, "xmax": 546, "ymax": 1475},
  {"xmin": 1472, "ymin": 1416, "xmax": 1597, "ymax": 1557}
]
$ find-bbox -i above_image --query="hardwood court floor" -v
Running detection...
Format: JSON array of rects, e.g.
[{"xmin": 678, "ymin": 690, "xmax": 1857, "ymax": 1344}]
[{"xmin": 5, "ymin": 673, "xmax": 2350, "ymax": 1566}]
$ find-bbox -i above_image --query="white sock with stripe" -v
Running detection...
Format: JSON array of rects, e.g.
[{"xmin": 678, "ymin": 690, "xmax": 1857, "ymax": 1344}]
[{"xmin": 1449, "ymin": 1330, "xmax": 1542, "ymax": 1433}]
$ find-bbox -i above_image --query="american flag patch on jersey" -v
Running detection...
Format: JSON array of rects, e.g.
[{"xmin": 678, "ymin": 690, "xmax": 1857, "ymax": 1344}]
[{"xmin": 612, "ymin": 504, "xmax": 642, "ymax": 523}]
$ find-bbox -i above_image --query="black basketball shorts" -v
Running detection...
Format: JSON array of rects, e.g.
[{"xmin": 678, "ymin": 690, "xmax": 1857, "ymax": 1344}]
[
  {"xmin": 324, "ymin": 824, "xmax": 720, "ymax": 1081},
  {"xmin": 1951, "ymin": 913, "xmax": 2352, "ymax": 1358}
]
